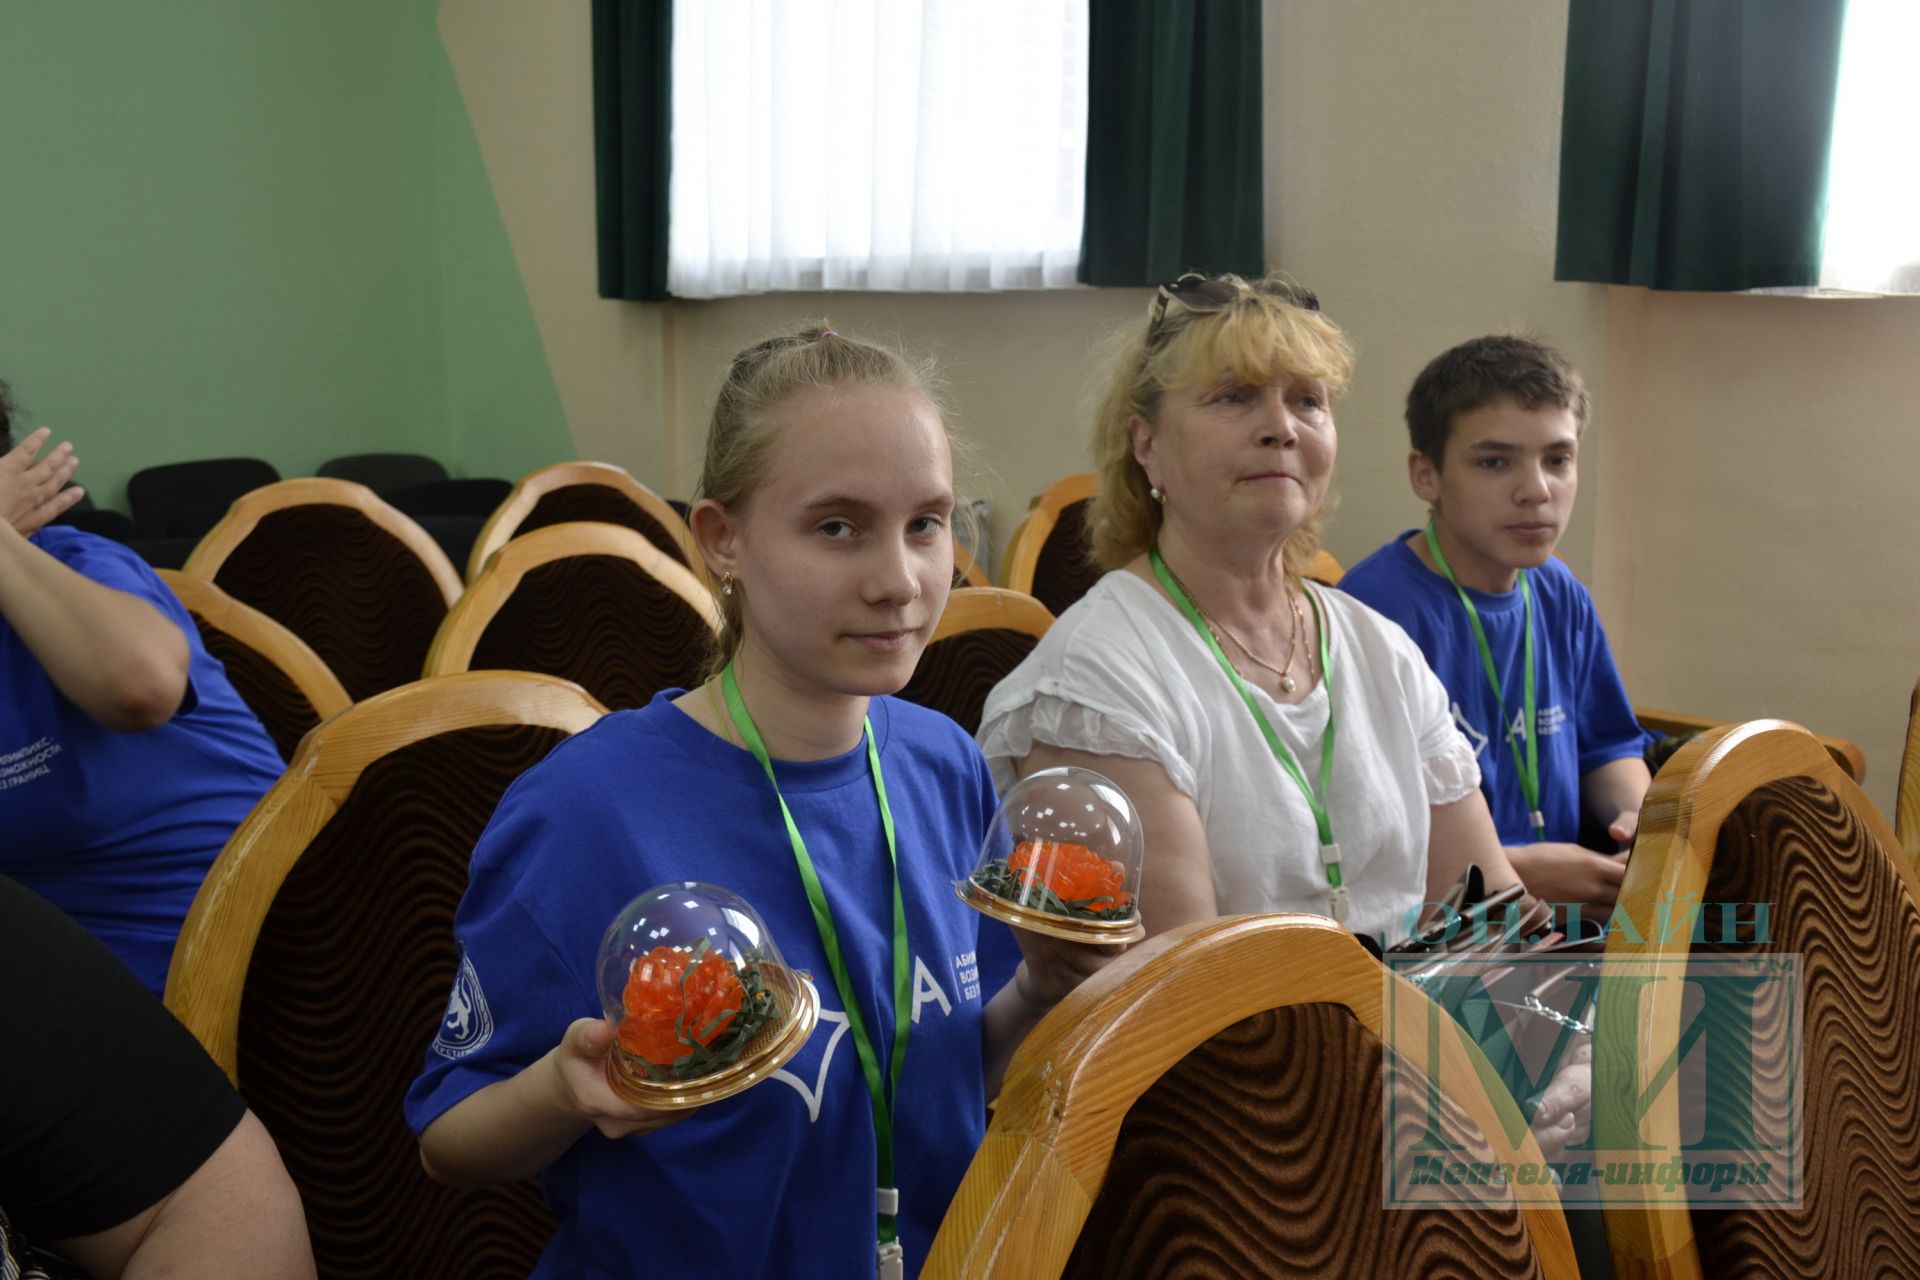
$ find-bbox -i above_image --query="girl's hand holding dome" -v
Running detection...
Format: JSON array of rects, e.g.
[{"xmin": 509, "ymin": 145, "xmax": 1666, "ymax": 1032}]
[
  {"xmin": 548, "ymin": 1017, "xmax": 695, "ymax": 1141},
  {"xmin": 596, "ymin": 882, "xmax": 820, "ymax": 1109}
]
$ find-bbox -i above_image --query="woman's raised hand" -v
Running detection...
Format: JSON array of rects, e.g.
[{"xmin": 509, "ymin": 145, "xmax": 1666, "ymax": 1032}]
[{"xmin": 1, "ymin": 427, "xmax": 84, "ymax": 536}]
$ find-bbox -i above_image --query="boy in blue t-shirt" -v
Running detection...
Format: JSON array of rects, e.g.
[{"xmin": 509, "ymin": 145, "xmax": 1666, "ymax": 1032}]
[{"xmin": 1342, "ymin": 335, "xmax": 1650, "ymax": 913}]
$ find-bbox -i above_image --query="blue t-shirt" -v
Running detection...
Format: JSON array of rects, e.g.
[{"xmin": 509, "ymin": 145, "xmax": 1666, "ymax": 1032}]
[
  {"xmin": 0, "ymin": 527, "xmax": 284, "ymax": 995},
  {"xmin": 1340, "ymin": 534, "xmax": 1650, "ymax": 845},
  {"xmin": 406, "ymin": 691, "xmax": 1022, "ymax": 1280}
]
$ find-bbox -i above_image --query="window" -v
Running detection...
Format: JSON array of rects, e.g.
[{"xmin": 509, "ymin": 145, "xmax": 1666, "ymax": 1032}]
[
  {"xmin": 667, "ymin": 0, "xmax": 1089, "ymax": 298},
  {"xmin": 1819, "ymin": 0, "xmax": 1920, "ymax": 293}
]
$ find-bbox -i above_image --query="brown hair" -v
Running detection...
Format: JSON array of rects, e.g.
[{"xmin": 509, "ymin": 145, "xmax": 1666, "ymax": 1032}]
[
  {"xmin": 694, "ymin": 322, "xmax": 959, "ymax": 674},
  {"xmin": 1405, "ymin": 334, "xmax": 1590, "ymax": 463},
  {"xmin": 1086, "ymin": 273, "xmax": 1356, "ymax": 573},
  {"xmin": 0, "ymin": 378, "xmax": 18, "ymax": 452}
]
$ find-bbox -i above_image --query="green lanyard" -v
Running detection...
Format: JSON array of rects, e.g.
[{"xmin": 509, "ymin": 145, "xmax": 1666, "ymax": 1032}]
[
  {"xmin": 1148, "ymin": 548, "xmax": 1348, "ymax": 924},
  {"xmin": 721, "ymin": 664, "xmax": 912, "ymax": 1274},
  {"xmin": 1422, "ymin": 519, "xmax": 1544, "ymax": 839}
]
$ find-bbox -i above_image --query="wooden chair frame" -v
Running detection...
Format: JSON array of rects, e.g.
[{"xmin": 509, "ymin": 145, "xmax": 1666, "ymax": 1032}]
[
  {"xmin": 156, "ymin": 568, "xmax": 352, "ymax": 724},
  {"xmin": 1000, "ymin": 474, "xmax": 1339, "ymax": 591},
  {"xmin": 1895, "ymin": 677, "xmax": 1920, "ymax": 869},
  {"xmin": 953, "ymin": 539, "xmax": 991, "ymax": 588},
  {"xmin": 426, "ymin": 522, "xmax": 721, "ymax": 680},
  {"xmin": 164, "ymin": 671, "xmax": 606, "ymax": 1078},
  {"xmin": 465, "ymin": 461, "xmax": 704, "ymax": 586},
  {"xmin": 1304, "ymin": 546, "xmax": 1344, "ymax": 585},
  {"xmin": 930, "ymin": 586, "xmax": 1053, "ymax": 644},
  {"xmin": 1002, "ymin": 473, "xmax": 1098, "ymax": 600},
  {"xmin": 998, "ymin": 510, "xmax": 1035, "ymax": 587},
  {"xmin": 1635, "ymin": 706, "xmax": 1865, "ymax": 784},
  {"xmin": 1598, "ymin": 719, "xmax": 1916, "ymax": 1279},
  {"xmin": 926, "ymin": 913, "xmax": 1578, "ymax": 1279},
  {"xmin": 182, "ymin": 476, "xmax": 463, "ymax": 608}
]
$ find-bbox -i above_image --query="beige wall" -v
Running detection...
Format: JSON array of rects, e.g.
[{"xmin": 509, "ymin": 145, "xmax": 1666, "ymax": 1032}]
[
  {"xmin": 439, "ymin": 0, "xmax": 672, "ymax": 491},
  {"xmin": 1260, "ymin": 0, "xmax": 1609, "ymax": 576},
  {"xmin": 445, "ymin": 0, "xmax": 1917, "ymax": 807},
  {"xmin": 1606, "ymin": 289, "xmax": 1920, "ymax": 810}
]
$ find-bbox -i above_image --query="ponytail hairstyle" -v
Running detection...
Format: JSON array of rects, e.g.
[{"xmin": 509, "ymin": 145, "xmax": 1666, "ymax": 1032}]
[{"xmin": 694, "ymin": 323, "xmax": 965, "ymax": 676}]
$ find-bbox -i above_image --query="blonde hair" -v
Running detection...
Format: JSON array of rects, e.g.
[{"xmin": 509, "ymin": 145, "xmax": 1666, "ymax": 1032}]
[
  {"xmin": 695, "ymin": 322, "xmax": 958, "ymax": 675},
  {"xmin": 1087, "ymin": 273, "xmax": 1357, "ymax": 575}
]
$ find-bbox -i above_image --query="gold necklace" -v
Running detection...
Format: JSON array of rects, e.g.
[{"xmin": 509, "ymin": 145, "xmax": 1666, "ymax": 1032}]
[
  {"xmin": 1161, "ymin": 560, "xmax": 1311, "ymax": 693},
  {"xmin": 1218, "ymin": 589, "xmax": 1308, "ymax": 693}
]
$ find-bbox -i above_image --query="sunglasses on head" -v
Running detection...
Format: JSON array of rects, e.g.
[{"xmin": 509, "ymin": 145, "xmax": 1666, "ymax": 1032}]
[{"xmin": 1144, "ymin": 272, "xmax": 1322, "ymax": 348}]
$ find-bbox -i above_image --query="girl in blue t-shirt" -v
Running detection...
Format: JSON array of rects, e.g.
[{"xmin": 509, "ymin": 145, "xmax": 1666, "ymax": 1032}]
[{"xmin": 409, "ymin": 326, "xmax": 1109, "ymax": 1279}]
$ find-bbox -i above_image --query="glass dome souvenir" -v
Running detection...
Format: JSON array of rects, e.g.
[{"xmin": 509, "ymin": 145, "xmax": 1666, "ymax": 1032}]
[
  {"xmin": 597, "ymin": 881, "xmax": 819, "ymax": 1109},
  {"xmin": 957, "ymin": 766, "xmax": 1146, "ymax": 945}
]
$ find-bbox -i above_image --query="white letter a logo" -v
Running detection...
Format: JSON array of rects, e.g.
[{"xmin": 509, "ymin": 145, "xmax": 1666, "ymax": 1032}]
[{"xmin": 910, "ymin": 954, "xmax": 953, "ymax": 1024}]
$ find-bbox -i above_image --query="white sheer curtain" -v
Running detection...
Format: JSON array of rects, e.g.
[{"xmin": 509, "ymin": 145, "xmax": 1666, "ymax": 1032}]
[
  {"xmin": 668, "ymin": 0, "xmax": 1088, "ymax": 298},
  {"xmin": 1819, "ymin": 0, "xmax": 1920, "ymax": 294}
]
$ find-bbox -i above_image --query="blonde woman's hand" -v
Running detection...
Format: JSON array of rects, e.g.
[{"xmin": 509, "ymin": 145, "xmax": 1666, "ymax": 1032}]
[{"xmin": 1011, "ymin": 929, "xmax": 1126, "ymax": 1010}]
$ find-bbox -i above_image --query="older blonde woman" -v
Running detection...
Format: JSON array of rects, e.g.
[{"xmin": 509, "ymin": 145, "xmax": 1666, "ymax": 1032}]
[{"xmin": 979, "ymin": 274, "xmax": 1524, "ymax": 947}]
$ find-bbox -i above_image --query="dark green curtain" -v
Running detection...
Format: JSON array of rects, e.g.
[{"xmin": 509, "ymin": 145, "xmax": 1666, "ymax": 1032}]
[
  {"xmin": 1555, "ymin": 0, "xmax": 1848, "ymax": 292},
  {"xmin": 592, "ymin": 0, "xmax": 672, "ymax": 301},
  {"xmin": 1080, "ymin": 0, "xmax": 1265, "ymax": 287}
]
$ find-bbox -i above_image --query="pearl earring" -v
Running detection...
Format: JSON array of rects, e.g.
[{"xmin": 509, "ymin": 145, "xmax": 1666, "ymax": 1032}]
[
  {"xmin": 720, "ymin": 574, "xmax": 735, "ymax": 597},
  {"xmin": 1149, "ymin": 486, "xmax": 1165, "ymax": 504}
]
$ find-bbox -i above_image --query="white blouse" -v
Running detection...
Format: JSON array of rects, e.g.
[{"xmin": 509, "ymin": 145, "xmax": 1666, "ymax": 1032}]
[{"xmin": 978, "ymin": 571, "xmax": 1480, "ymax": 943}]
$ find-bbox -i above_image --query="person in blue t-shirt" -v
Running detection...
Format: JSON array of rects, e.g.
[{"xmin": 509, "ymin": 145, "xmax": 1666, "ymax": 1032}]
[
  {"xmin": 408, "ymin": 325, "xmax": 1112, "ymax": 1280},
  {"xmin": 0, "ymin": 381, "xmax": 285, "ymax": 995},
  {"xmin": 1342, "ymin": 336, "xmax": 1650, "ymax": 915}
]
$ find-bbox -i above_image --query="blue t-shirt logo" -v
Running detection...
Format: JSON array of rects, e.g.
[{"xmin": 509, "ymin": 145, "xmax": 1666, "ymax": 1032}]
[
  {"xmin": 433, "ymin": 948, "xmax": 495, "ymax": 1059},
  {"xmin": 769, "ymin": 952, "xmax": 968, "ymax": 1123},
  {"xmin": 1452, "ymin": 703, "xmax": 1490, "ymax": 759},
  {"xmin": 771, "ymin": 999, "xmax": 849, "ymax": 1123},
  {"xmin": 0, "ymin": 734, "xmax": 62, "ymax": 793}
]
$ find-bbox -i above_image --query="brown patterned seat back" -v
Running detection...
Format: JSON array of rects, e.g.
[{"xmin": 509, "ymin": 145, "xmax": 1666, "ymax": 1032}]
[
  {"xmin": 927, "ymin": 916, "xmax": 1575, "ymax": 1279},
  {"xmin": 1686, "ymin": 775, "xmax": 1920, "ymax": 1277},
  {"xmin": 468, "ymin": 554, "xmax": 713, "ymax": 710},
  {"xmin": 235, "ymin": 724, "xmax": 566, "ymax": 1279},
  {"xmin": 1897, "ymin": 677, "xmax": 1920, "ymax": 866},
  {"xmin": 897, "ymin": 627, "xmax": 1041, "ymax": 736},
  {"xmin": 209, "ymin": 504, "xmax": 450, "ymax": 701},
  {"xmin": 1030, "ymin": 499, "xmax": 1101, "ymax": 617},
  {"xmin": 518, "ymin": 485, "xmax": 692, "ymax": 570},
  {"xmin": 189, "ymin": 614, "xmax": 325, "ymax": 761},
  {"xmin": 1062, "ymin": 1002, "xmax": 1549, "ymax": 1279}
]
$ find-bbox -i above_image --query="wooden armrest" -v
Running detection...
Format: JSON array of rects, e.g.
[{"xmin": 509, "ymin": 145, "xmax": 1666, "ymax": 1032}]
[{"xmin": 1636, "ymin": 706, "xmax": 1866, "ymax": 784}]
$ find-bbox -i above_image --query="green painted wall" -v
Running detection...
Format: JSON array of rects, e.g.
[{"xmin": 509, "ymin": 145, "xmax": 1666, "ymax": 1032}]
[
  {"xmin": 0, "ymin": 1, "xmax": 570, "ymax": 515},
  {"xmin": 429, "ymin": 37, "xmax": 571, "ymax": 487}
]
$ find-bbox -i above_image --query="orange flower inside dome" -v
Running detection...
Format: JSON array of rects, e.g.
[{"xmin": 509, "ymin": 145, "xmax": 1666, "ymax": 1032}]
[
  {"xmin": 1008, "ymin": 839, "xmax": 1133, "ymax": 909},
  {"xmin": 618, "ymin": 944, "xmax": 745, "ymax": 1066}
]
